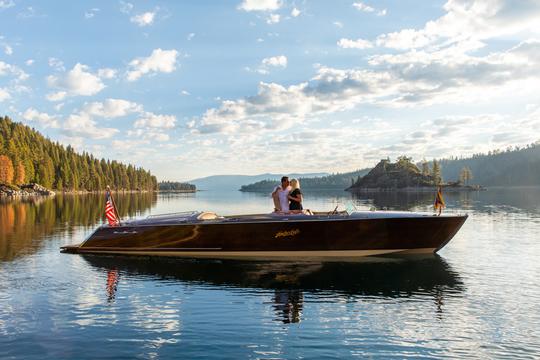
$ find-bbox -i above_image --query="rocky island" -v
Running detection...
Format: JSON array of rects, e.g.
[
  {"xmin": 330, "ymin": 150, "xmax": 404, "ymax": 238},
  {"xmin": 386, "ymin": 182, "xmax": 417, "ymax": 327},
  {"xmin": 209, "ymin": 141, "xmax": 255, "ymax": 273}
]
[{"xmin": 347, "ymin": 157, "xmax": 482, "ymax": 192}]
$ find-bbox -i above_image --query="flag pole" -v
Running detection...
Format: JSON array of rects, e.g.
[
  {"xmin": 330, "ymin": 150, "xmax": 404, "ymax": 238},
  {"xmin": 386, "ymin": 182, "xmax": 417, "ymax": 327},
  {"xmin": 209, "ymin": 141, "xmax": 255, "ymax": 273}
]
[{"xmin": 107, "ymin": 185, "xmax": 122, "ymax": 225}]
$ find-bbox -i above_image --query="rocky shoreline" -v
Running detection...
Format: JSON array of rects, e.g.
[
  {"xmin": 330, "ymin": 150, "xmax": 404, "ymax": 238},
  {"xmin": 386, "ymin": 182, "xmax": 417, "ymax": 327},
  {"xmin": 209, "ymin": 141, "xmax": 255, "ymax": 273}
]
[
  {"xmin": 0, "ymin": 183, "xmax": 160, "ymax": 197},
  {"xmin": 0, "ymin": 183, "xmax": 56, "ymax": 197}
]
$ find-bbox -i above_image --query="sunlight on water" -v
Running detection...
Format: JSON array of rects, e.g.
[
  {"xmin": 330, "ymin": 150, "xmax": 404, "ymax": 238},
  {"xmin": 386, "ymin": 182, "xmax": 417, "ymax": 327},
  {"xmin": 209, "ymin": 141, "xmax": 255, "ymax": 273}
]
[{"xmin": 0, "ymin": 188, "xmax": 539, "ymax": 359}]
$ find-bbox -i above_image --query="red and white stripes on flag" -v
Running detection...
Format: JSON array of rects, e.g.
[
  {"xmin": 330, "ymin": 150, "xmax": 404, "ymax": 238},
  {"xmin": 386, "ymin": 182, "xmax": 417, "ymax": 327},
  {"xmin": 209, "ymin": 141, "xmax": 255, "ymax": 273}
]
[{"xmin": 105, "ymin": 192, "xmax": 119, "ymax": 226}]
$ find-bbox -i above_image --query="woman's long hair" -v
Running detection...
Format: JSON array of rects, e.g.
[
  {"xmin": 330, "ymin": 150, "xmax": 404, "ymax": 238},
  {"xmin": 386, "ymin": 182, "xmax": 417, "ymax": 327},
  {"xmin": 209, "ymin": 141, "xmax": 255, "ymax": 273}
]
[{"xmin": 290, "ymin": 178, "xmax": 300, "ymax": 190}]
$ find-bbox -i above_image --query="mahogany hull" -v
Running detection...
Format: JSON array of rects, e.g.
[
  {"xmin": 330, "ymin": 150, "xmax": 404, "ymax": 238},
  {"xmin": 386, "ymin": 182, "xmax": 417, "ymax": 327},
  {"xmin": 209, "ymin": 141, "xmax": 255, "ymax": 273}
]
[{"xmin": 63, "ymin": 214, "xmax": 467, "ymax": 259}]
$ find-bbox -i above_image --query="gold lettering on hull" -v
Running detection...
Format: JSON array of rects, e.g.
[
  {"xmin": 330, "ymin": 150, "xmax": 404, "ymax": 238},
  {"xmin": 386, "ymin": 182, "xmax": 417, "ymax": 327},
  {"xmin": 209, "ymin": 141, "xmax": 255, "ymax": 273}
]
[{"xmin": 275, "ymin": 229, "xmax": 301, "ymax": 239}]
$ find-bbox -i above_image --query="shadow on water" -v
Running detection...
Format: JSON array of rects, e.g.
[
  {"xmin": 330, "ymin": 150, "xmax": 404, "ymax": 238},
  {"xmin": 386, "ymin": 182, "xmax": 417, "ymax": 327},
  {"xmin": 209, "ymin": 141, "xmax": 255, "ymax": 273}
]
[
  {"xmin": 82, "ymin": 254, "xmax": 464, "ymax": 323},
  {"xmin": 0, "ymin": 193, "xmax": 156, "ymax": 261}
]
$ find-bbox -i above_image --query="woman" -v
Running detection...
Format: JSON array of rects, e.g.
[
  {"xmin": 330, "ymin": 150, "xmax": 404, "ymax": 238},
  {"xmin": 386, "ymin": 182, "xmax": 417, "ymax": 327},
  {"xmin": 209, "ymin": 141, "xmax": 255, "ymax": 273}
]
[{"xmin": 288, "ymin": 178, "xmax": 303, "ymax": 213}]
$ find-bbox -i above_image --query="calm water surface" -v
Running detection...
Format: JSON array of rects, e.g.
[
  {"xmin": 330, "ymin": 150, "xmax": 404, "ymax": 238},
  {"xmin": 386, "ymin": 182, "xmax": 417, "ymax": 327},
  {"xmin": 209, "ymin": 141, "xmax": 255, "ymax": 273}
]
[{"xmin": 1, "ymin": 188, "xmax": 539, "ymax": 359}]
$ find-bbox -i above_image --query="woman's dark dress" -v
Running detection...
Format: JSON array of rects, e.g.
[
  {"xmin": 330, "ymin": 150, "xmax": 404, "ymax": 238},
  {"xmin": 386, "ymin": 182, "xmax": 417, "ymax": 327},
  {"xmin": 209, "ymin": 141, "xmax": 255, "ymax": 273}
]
[{"xmin": 289, "ymin": 189, "xmax": 303, "ymax": 210}]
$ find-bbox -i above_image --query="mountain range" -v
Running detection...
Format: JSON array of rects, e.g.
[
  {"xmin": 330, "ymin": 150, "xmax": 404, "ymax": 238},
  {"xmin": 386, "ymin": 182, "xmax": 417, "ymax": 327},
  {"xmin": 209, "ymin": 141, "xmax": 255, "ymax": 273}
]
[{"xmin": 188, "ymin": 173, "xmax": 329, "ymax": 191}]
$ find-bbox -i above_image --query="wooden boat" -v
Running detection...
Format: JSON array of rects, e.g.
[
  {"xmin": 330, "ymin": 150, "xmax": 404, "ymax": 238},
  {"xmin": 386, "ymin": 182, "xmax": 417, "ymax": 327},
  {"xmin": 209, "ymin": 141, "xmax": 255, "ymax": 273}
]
[{"xmin": 61, "ymin": 210, "xmax": 467, "ymax": 259}]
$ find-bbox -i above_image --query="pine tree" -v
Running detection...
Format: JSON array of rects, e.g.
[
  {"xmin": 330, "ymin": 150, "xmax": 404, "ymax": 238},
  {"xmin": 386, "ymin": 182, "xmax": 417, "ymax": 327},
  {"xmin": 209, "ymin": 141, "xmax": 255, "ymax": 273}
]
[
  {"xmin": 421, "ymin": 159, "xmax": 430, "ymax": 176},
  {"xmin": 432, "ymin": 160, "xmax": 442, "ymax": 185},
  {"xmin": 14, "ymin": 162, "xmax": 25, "ymax": 184},
  {"xmin": 0, "ymin": 116, "xmax": 158, "ymax": 191}
]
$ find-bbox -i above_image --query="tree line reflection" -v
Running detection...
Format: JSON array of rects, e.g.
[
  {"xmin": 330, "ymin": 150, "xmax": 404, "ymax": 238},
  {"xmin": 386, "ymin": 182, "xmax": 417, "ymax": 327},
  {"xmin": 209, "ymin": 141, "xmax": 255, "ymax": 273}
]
[{"xmin": 0, "ymin": 193, "xmax": 156, "ymax": 261}]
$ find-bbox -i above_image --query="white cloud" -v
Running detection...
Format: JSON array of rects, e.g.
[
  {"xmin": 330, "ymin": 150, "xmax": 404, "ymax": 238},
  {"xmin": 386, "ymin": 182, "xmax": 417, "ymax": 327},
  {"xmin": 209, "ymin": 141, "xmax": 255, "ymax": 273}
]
[
  {"xmin": 130, "ymin": 11, "xmax": 155, "ymax": 27},
  {"xmin": 187, "ymin": 33, "xmax": 195, "ymax": 41},
  {"xmin": 352, "ymin": 2, "xmax": 374, "ymax": 12},
  {"xmin": 48, "ymin": 57, "xmax": 64, "ymax": 70},
  {"xmin": 180, "ymin": 90, "xmax": 190, "ymax": 96},
  {"xmin": 266, "ymin": 13, "xmax": 280, "ymax": 24},
  {"xmin": 47, "ymin": 63, "xmax": 105, "ymax": 97},
  {"xmin": 262, "ymin": 55, "xmax": 287, "ymax": 67},
  {"xmin": 22, "ymin": 108, "xmax": 59, "ymax": 128},
  {"xmin": 126, "ymin": 48, "xmax": 179, "ymax": 81},
  {"xmin": 192, "ymin": 40, "xmax": 540, "ymax": 135},
  {"xmin": 0, "ymin": 61, "xmax": 29, "ymax": 81},
  {"xmin": 62, "ymin": 112, "xmax": 119, "ymax": 139},
  {"xmin": 134, "ymin": 112, "xmax": 176, "ymax": 129},
  {"xmin": 252, "ymin": 55, "xmax": 288, "ymax": 74},
  {"xmin": 238, "ymin": 0, "xmax": 282, "ymax": 12},
  {"xmin": 46, "ymin": 91, "xmax": 67, "ymax": 102},
  {"xmin": 375, "ymin": 0, "xmax": 540, "ymax": 50},
  {"xmin": 0, "ymin": 87, "xmax": 10, "ymax": 101},
  {"xmin": 25, "ymin": 59, "xmax": 34, "ymax": 66},
  {"xmin": 338, "ymin": 38, "xmax": 373, "ymax": 49},
  {"xmin": 85, "ymin": 8, "xmax": 99, "ymax": 19},
  {"xmin": 97, "ymin": 68, "xmax": 117, "ymax": 79},
  {"xmin": 4, "ymin": 45, "xmax": 12, "ymax": 55},
  {"xmin": 128, "ymin": 129, "xmax": 170, "ymax": 142},
  {"xmin": 0, "ymin": 0, "xmax": 14, "ymax": 9},
  {"xmin": 291, "ymin": 8, "xmax": 300, "ymax": 17},
  {"xmin": 119, "ymin": 1, "xmax": 133, "ymax": 14},
  {"xmin": 82, "ymin": 99, "xmax": 142, "ymax": 118},
  {"xmin": 333, "ymin": 21, "xmax": 343, "ymax": 28}
]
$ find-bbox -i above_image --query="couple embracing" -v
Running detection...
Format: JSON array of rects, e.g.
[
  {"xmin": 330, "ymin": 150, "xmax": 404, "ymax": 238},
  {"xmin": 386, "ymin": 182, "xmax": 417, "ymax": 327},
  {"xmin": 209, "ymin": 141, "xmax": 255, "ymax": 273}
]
[{"xmin": 271, "ymin": 176, "xmax": 303, "ymax": 214}]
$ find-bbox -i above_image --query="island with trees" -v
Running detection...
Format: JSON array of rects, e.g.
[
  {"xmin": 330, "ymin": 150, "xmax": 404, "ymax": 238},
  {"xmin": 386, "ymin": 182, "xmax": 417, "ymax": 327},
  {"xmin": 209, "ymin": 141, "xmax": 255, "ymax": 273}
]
[
  {"xmin": 0, "ymin": 116, "xmax": 157, "ymax": 196},
  {"xmin": 347, "ymin": 156, "xmax": 482, "ymax": 192},
  {"xmin": 158, "ymin": 181, "xmax": 196, "ymax": 192}
]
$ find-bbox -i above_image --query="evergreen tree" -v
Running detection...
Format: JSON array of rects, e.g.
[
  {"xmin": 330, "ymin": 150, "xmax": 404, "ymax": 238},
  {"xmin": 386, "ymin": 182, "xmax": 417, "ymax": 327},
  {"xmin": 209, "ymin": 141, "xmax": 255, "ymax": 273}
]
[
  {"xmin": 421, "ymin": 159, "xmax": 430, "ymax": 176},
  {"xmin": 432, "ymin": 160, "xmax": 442, "ymax": 185},
  {"xmin": 0, "ymin": 116, "xmax": 159, "ymax": 191},
  {"xmin": 14, "ymin": 162, "xmax": 25, "ymax": 184}
]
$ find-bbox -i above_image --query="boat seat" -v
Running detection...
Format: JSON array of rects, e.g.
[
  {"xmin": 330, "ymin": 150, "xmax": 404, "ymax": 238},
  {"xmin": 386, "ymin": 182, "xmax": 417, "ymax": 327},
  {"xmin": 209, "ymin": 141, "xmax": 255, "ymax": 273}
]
[{"xmin": 197, "ymin": 212, "xmax": 220, "ymax": 220}]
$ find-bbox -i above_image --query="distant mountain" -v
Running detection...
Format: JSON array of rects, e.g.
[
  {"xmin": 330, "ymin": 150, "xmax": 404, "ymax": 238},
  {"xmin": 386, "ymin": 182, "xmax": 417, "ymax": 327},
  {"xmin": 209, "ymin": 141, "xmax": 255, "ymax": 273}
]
[
  {"xmin": 240, "ymin": 168, "xmax": 371, "ymax": 192},
  {"xmin": 189, "ymin": 173, "xmax": 329, "ymax": 191}
]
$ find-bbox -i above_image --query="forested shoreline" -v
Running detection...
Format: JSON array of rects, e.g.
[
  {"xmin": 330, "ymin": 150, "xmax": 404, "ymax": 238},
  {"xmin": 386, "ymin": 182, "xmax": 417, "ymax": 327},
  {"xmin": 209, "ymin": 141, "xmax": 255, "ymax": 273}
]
[
  {"xmin": 240, "ymin": 168, "xmax": 371, "ymax": 192},
  {"xmin": 241, "ymin": 143, "xmax": 540, "ymax": 192},
  {"xmin": 0, "ymin": 117, "xmax": 157, "ymax": 192},
  {"xmin": 158, "ymin": 181, "xmax": 196, "ymax": 192}
]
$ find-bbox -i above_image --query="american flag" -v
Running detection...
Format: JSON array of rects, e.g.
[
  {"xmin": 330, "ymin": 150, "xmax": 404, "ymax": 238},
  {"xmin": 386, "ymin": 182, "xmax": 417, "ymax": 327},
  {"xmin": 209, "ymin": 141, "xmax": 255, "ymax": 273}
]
[{"xmin": 105, "ymin": 191, "xmax": 119, "ymax": 226}]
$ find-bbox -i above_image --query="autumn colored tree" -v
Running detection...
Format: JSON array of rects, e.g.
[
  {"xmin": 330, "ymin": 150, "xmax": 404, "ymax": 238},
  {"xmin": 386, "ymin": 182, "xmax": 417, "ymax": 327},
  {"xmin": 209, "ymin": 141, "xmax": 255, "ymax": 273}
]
[
  {"xmin": 14, "ymin": 162, "xmax": 25, "ymax": 184},
  {"xmin": 0, "ymin": 155, "xmax": 14, "ymax": 184},
  {"xmin": 459, "ymin": 166, "xmax": 473, "ymax": 185}
]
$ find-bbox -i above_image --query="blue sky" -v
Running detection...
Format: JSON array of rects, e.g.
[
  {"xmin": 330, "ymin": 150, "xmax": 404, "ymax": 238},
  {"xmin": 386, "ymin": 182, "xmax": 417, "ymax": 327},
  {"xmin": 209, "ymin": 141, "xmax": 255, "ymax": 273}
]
[{"xmin": 1, "ymin": 0, "xmax": 539, "ymax": 181}]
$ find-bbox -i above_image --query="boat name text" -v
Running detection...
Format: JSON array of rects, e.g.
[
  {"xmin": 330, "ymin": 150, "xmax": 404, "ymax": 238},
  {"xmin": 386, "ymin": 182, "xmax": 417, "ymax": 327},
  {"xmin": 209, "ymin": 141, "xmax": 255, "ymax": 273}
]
[{"xmin": 275, "ymin": 229, "xmax": 301, "ymax": 239}]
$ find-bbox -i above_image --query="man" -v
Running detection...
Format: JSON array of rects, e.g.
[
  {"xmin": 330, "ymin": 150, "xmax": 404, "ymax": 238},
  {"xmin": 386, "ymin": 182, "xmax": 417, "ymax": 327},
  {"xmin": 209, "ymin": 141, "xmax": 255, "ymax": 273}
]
[{"xmin": 271, "ymin": 176, "xmax": 291, "ymax": 213}]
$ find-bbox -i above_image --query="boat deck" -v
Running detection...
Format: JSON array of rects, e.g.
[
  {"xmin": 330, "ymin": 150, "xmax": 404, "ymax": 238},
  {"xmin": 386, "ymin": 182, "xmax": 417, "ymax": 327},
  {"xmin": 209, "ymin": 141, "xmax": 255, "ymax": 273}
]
[{"xmin": 117, "ymin": 210, "xmax": 455, "ymax": 227}]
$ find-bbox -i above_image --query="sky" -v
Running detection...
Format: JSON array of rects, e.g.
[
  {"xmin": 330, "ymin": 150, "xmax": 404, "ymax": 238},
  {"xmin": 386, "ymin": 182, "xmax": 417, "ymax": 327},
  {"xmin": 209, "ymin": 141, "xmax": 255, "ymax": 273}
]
[{"xmin": 0, "ymin": 0, "xmax": 539, "ymax": 181}]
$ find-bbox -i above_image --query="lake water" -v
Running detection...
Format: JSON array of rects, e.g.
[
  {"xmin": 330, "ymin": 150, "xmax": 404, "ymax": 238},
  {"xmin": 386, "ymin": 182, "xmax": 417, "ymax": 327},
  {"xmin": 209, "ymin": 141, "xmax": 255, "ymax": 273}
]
[{"xmin": 1, "ymin": 188, "xmax": 539, "ymax": 359}]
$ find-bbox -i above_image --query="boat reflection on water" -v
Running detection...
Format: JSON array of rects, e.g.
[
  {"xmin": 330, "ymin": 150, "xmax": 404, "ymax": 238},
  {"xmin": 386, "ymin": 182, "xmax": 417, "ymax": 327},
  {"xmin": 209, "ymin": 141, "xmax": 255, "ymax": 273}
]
[{"xmin": 83, "ymin": 254, "xmax": 464, "ymax": 323}]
